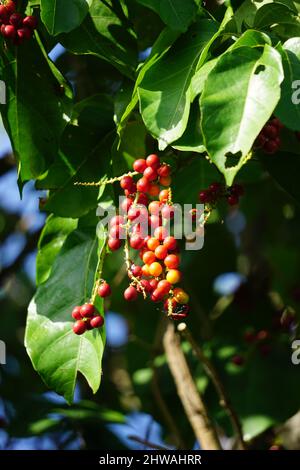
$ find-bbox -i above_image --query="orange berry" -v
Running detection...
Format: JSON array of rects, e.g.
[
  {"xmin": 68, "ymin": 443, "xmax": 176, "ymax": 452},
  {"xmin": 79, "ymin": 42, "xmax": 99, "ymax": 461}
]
[
  {"xmin": 148, "ymin": 183, "xmax": 160, "ymax": 197},
  {"xmin": 157, "ymin": 280, "xmax": 172, "ymax": 295},
  {"xmin": 163, "ymin": 236, "xmax": 177, "ymax": 251},
  {"xmin": 159, "ymin": 189, "xmax": 170, "ymax": 202},
  {"xmin": 164, "ymin": 254, "xmax": 180, "ymax": 269},
  {"xmin": 143, "ymin": 251, "xmax": 156, "ymax": 265},
  {"xmin": 160, "ymin": 175, "xmax": 172, "ymax": 186},
  {"xmin": 166, "ymin": 269, "xmax": 181, "ymax": 284},
  {"xmin": 149, "ymin": 262, "xmax": 163, "ymax": 277},
  {"xmin": 147, "ymin": 237, "xmax": 160, "ymax": 251},
  {"xmin": 142, "ymin": 264, "xmax": 151, "ymax": 277},
  {"xmin": 155, "ymin": 245, "xmax": 168, "ymax": 260},
  {"xmin": 173, "ymin": 287, "xmax": 189, "ymax": 304},
  {"xmin": 148, "ymin": 200, "xmax": 161, "ymax": 215}
]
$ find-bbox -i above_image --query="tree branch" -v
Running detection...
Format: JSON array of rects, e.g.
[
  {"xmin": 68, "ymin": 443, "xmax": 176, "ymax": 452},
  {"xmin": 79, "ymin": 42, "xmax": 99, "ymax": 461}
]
[
  {"xmin": 178, "ymin": 323, "xmax": 246, "ymax": 450},
  {"xmin": 163, "ymin": 322, "xmax": 222, "ymax": 450}
]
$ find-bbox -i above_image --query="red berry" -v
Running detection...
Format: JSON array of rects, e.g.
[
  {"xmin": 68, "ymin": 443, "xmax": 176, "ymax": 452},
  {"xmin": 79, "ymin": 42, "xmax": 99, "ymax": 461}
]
[
  {"xmin": 130, "ymin": 233, "xmax": 145, "ymax": 250},
  {"xmin": 256, "ymin": 133, "xmax": 267, "ymax": 147},
  {"xmin": 98, "ymin": 282, "xmax": 111, "ymax": 298},
  {"xmin": 17, "ymin": 26, "xmax": 32, "ymax": 40},
  {"xmin": 231, "ymin": 355, "xmax": 244, "ymax": 366},
  {"xmin": 131, "ymin": 264, "xmax": 142, "ymax": 277},
  {"xmin": 80, "ymin": 303, "xmax": 95, "ymax": 318},
  {"xmin": 120, "ymin": 197, "xmax": 133, "ymax": 213},
  {"xmin": 124, "ymin": 184, "xmax": 137, "ymax": 196},
  {"xmin": 263, "ymin": 124, "xmax": 278, "ymax": 139},
  {"xmin": 2, "ymin": 23, "xmax": 16, "ymax": 38},
  {"xmin": 109, "ymin": 215, "xmax": 125, "ymax": 227},
  {"xmin": 163, "ymin": 297, "xmax": 178, "ymax": 312},
  {"xmin": 149, "ymin": 279, "xmax": 158, "ymax": 291},
  {"xmin": 137, "ymin": 177, "xmax": 150, "ymax": 193},
  {"xmin": 72, "ymin": 306, "xmax": 82, "ymax": 320},
  {"xmin": 264, "ymin": 140, "xmax": 279, "ymax": 154},
  {"xmin": 256, "ymin": 330, "xmax": 270, "ymax": 341},
  {"xmin": 138, "ymin": 279, "xmax": 151, "ymax": 292},
  {"xmin": 108, "ymin": 237, "xmax": 122, "ymax": 251},
  {"xmin": 149, "ymin": 214, "xmax": 161, "ymax": 230},
  {"xmin": 124, "ymin": 286, "xmax": 138, "ymax": 301},
  {"xmin": 23, "ymin": 15, "xmax": 38, "ymax": 30},
  {"xmin": 148, "ymin": 183, "xmax": 160, "ymax": 197},
  {"xmin": 137, "ymin": 192, "xmax": 148, "ymax": 206},
  {"xmin": 159, "ymin": 189, "xmax": 170, "ymax": 203},
  {"xmin": 151, "ymin": 288, "xmax": 166, "ymax": 302},
  {"xmin": 109, "ymin": 225, "xmax": 125, "ymax": 239},
  {"xmin": 133, "ymin": 158, "xmax": 147, "ymax": 173},
  {"xmin": 199, "ymin": 190, "xmax": 212, "ymax": 204},
  {"xmin": 157, "ymin": 164, "xmax": 170, "ymax": 178},
  {"xmin": 157, "ymin": 280, "xmax": 172, "ymax": 295},
  {"xmin": 154, "ymin": 244, "xmax": 168, "ymax": 260},
  {"xmin": 146, "ymin": 154, "xmax": 160, "ymax": 169},
  {"xmin": 143, "ymin": 166, "xmax": 157, "ymax": 181},
  {"xmin": 271, "ymin": 117, "xmax": 283, "ymax": 129},
  {"xmin": 209, "ymin": 182, "xmax": 223, "ymax": 193},
  {"xmin": 73, "ymin": 320, "xmax": 87, "ymax": 335},
  {"xmin": 154, "ymin": 226, "xmax": 168, "ymax": 241},
  {"xmin": 227, "ymin": 194, "xmax": 239, "ymax": 206},
  {"xmin": 164, "ymin": 254, "xmax": 180, "ymax": 269},
  {"xmin": 148, "ymin": 200, "xmax": 161, "ymax": 215},
  {"xmin": 231, "ymin": 184, "xmax": 244, "ymax": 197},
  {"xmin": 161, "ymin": 204, "xmax": 175, "ymax": 219},
  {"xmin": 120, "ymin": 175, "xmax": 134, "ymax": 191},
  {"xmin": 5, "ymin": 1, "xmax": 16, "ymax": 15},
  {"xmin": 163, "ymin": 236, "xmax": 177, "ymax": 251},
  {"xmin": 9, "ymin": 12, "xmax": 22, "ymax": 27},
  {"xmin": 143, "ymin": 250, "xmax": 156, "ymax": 265},
  {"xmin": 90, "ymin": 315, "xmax": 104, "ymax": 329}
]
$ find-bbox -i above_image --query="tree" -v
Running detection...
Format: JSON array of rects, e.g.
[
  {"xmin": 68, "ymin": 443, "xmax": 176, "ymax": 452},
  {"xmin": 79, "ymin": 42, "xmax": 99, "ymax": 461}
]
[{"xmin": 1, "ymin": 0, "xmax": 300, "ymax": 450}]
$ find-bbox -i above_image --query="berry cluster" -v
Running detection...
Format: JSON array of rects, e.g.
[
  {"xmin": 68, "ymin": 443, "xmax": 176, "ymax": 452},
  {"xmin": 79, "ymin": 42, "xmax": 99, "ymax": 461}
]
[
  {"xmin": 256, "ymin": 117, "xmax": 283, "ymax": 154},
  {"xmin": 0, "ymin": 1, "xmax": 37, "ymax": 44},
  {"xmin": 71, "ymin": 281, "xmax": 111, "ymax": 335},
  {"xmin": 107, "ymin": 154, "xmax": 190, "ymax": 320},
  {"xmin": 199, "ymin": 182, "xmax": 244, "ymax": 207}
]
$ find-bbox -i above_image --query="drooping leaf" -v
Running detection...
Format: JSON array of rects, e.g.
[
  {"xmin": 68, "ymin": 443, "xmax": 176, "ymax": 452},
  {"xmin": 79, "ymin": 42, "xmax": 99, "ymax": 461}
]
[
  {"xmin": 40, "ymin": 0, "xmax": 93, "ymax": 35},
  {"xmin": 275, "ymin": 39, "xmax": 300, "ymax": 130},
  {"xmin": 253, "ymin": 2, "xmax": 300, "ymax": 34},
  {"xmin": 36, "ymin": 215, "xmax": 78, "ymax": 285},
  {"xmin": 200, "ymin": 45, "xmax": 284, "ymax": 185},
  {"xmin": 172, "ymin": 103, "xmax": 205, "ymax": 153},
  {"xmin": 0, "ymin": 39, "xmax": 72, "ymax": 181},
  {"xmin": 60, "ymin": 0, "xmax": 138, "ymax": 78},
  {"xmin": 25, "ymin": 227, "xmax": 107, "ymax": 403},
  {"xmin": 136, "ymin": 0, "xmax": 199, "ymax": 32},
  {"xmin": 138, "ymin": 19, "xmax": 218, "ymax": 150}
]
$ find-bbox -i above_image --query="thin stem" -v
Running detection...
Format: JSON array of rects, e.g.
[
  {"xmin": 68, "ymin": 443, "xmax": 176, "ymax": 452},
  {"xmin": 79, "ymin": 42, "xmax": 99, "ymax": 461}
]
[
  {"xmin": 178, "ymin": 323, "xmax": 246, "ymax": 450},
  {"xmin": 74, "ymin": 171, "xmax": 138, "ymax": 187},
  {"xmin": 163, "ymin": 322, "xmax": 222, "ymax": 450},
  {"xmin": 91, "ymin": 239, "xmax": 108, "ymax": 304},
  {"xmin": 128, "ymin": 435, "xmax": 170, "ymax": 451}
]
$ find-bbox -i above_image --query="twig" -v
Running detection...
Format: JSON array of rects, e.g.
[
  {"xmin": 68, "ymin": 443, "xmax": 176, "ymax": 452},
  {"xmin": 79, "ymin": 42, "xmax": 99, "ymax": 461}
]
[
  {"xmin": 163, "ymin": 322, "xmax": 222, "ymax": 450},
  {"xmin": 128, "ymin": 435, "xmax": 171, "ymax": 451},
  {"xmin": 178, "ymin": 323, "xmax": 246, "ymax": 450}
]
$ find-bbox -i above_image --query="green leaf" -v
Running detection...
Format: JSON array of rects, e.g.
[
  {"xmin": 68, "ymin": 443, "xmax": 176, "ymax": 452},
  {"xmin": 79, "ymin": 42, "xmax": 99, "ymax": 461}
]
[
  {"xmin": 0, "ymin": 39, "xmax": 72, "ymax": 181},
  {"xmin": 25, "ymin": 227, "xmax": 107, "ymax": 403},
  {"xmin": 36, "ymin": 215, "xmax": 78, "ymax": 285},
  {"xmin": 136, "ymin": 0, "xmax": 198, "ymax": 32},
  {"xmin": 138, "ymin": 19, "xmax": 218, "ymax": 150},
  {"xmin": 60, "ymin": 0, "xmax": 137, "ymax": 78},
  {"xmin": 275, "ymin": 39, "xmax": 300, "ymax": 130},
  {"xmin": 172, "ymin": 103, "xmax": 205, "ymax": 153},
  {"xmin": 191, "ymin": 59, "xmax": 218, "ymax": 102},
  {"xmin": 200, "ymin": 45, "xmax": 284, "ymax": 185},
  {"xmin": 253, "ymin": 2, "xmax": 299, "ymax": 29},
  {"xmin": 41, "ymin": 0, "xmax": 93, "ymax": 35}
]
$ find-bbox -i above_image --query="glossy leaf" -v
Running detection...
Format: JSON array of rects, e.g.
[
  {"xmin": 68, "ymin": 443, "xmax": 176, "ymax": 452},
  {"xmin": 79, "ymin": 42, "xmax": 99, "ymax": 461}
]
[
  {"xmin": 41, "ymin": 0, "xmax": 93, "ymax": 35},
  {"xmin": 200, "ymin": 45, "xmax": 284, "ymax": 185},
  {"xmin": 25, "ymin": 227, "xmax": 107, "ymax": 403},
  {"xmin": 0, "ymin": 39, "xmax": 72, "ymax": 181},
  {"xmin": 136, "ymin": 0, "xmax": 198, "ymax": 32},
  {"xmin": 138, "ymin": 19, "xmax": 218, "ymax": 150}
]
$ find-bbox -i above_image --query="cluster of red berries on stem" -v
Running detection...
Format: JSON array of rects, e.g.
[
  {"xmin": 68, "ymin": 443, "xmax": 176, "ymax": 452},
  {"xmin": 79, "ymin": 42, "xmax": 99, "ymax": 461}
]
[
  {"xmin": 199, "ymin": 182, "xmax": 244, "ymax": 207},
  {"xmin": 256, "ymin": 117, "xmax": 283, "ymax": 154},
  {"xmin": 107, "ymin": 153, "xmax": 190, "ymax": 320},
  {"xmin": 71, "ymin": 281, "xmax": 111, "ymax": 335},
  {"xmin": 0, "ymin": 1, "xmax": 37, "ymax": 45}
]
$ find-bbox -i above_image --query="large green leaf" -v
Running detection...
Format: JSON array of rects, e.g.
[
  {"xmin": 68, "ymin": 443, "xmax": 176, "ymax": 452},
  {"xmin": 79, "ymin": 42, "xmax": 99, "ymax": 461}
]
[
  {"xmin": 253, "ymin": 2, "xmax": 299, "ymax": 29},
  {"xmin": 60, "ymin": 0, "xmax": 137, "ymax": 78},
  {"xmin": 41, "ymin": 0, "xmax": 92, "ymax": 35},
  {"xmin": 0, "ymin": 39, "xmax": 72, "ymax": 181},
  {"xmin": 172, "ymin": 103, "xmax": 205, "ymax": 153},
  {"xmin": 200, "ymin": 45, "xmax": 284, "ymax": 185},
  {"xmin": 36, "ymin": 215, "xmax": 78, "ymax": 285},
  {"xmin": 25, "ymin": 227, "xmax": 107, "ymax": 403},
  {"xmin": 275, "ymin": 39, "xmax": 300, "ymax": 130},
  {"xmin": 136, "ymin": 0, "xmax": 198, "ymax": 32},
  {"xmin": 138, "ymin": 19, "xmax": 218, "ymax": 150}
]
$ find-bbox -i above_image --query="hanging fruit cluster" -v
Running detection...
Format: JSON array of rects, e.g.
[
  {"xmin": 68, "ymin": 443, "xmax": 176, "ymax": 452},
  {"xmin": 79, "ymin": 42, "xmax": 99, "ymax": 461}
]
[
  {"xmin": 199, "ymin": 182, "xmax": 245, "ymax": 207},
  {"xmin": 255, "ymin": 117, "xmax": 283, "ymax": 154},
  {"xmin": 0, "ymin": 1, "xmax": 37, "ymax": 44}
]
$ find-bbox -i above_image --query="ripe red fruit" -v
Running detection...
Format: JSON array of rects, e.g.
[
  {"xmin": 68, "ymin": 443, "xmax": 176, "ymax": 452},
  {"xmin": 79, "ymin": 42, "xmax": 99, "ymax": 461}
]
[
  {"xmin": 154, "ymin": 226, "xmax": 168, "ymax": 241},
  {"xmin": 124, "ymin": 184, "xmax": 136, "ymax": 196},
  {"xmin": 138, "ymin": 279, "xmax": 151, "ymax": 292},
  {"xmin": 72, "ymin": 306, "xmax": 82, "ymax": 320},
  {"xmin": 130, "ymin": 233, "xmax": 145, "ymax": 250},
  {"xmin": 120, "ymin": 197, "xmax": 133, "ymax": 213},
  {"xmin": 164, "ymin": 254, "xmax": 180, "ymax": 269},
  {"xmin": 149, "ymin": 214, "xmax": 161, "ymax": 230},
  {"xmin": 90, "ymin": 315, "xmax": 104, "ymax": 329},
  {"xmin": 154, "ymin": 244, "xmax": 168, "ymax": 260},
  {"xmin": 161, "ymin": 204, "xmax": 175, "ymax": 219},
  {"xmin": 143, "ymin": 166, "xmax": 157, "ymax": 181},
  {"xmin": 227, "ymin": 195, "xmax": 239, "ymax": 206},
  {"xmin": 157, "ymin": 164, "xmax": 170, "ymax": 177},
  {"xmin": 73, "ymin": 320, "xmax": 87, "ymax": 335},
  {"xmin": 108, "ymin": 237, "xmax": 122, "ymax": 251},
  {"xmin": 131, "ymin": 264, "xmax": 142, "ymax": 277},
  {"xmin": 98, "ymin": 282, "xmax": 111, "ymax": 298},
  {"xmin": 157, "ymin": 280, "xmax": 171, "ymax": 295},
  {"xmin": 163, "ymin": 236, "xmax": 177, "ymax": 251},
  {"xmin": 209, "ymin": 182, "xmax": 223, "ymax": 193},
  {"xmin": 146, "ymin": 154, "xmax": 160, "ymax": 169},
  {"xmin": 148, "ymin": 183, "xmax": 160, "ymax": 197},
  {"xmin": 199, "ymin": 190, "xmax": 212, "ymax": 204},
  {"xmin": 124, "ymin": 286, "xmax": 138, "ymax": 301},
  {"xmin": 2, "ymin": 24, "xmax": 16, "ymax": 38},
  {"xmin": 159, "ymin": 189, "xmax": 170, "ymax": 203},
  {"xmin": 109, "ymin": 215, "xmax": 124, "ymax": 227},
  {"xmin": 23, "ymin": 15, "xmax": 38, "ymax": 30},
  {"xmin": 80, "ymin": 303, "xmax": 95, "ymax": 318},
  {"xmin": 137, "ymin": 192, "xmax": 148, "ymax": 206},
  {"xmin": 143, "ymin": 250, "xmax": 156, "ymax": 265},
  {"xmin": 264, "ymin": 140, "xmax": 279, "ymax": 154},
  {"xmin": 133, "ymin": 158, "xmax": 147, "ymax": 173},
  {"xmin": 152, "ymin": 288, "xmax": 166, "ymax": 302},
  {"xmin": 263, "ymin": 124, "xmax": 278, "ymax": 139},
  {"xmin": 148, "ymin": 200, "xmax": 161, "ymax": 215},
  {"xmin": 120, "ymin": 175, "xmax": 134, "ymax": 191},
  {"xmin": 149, "ymin": 279, "xmax": 158, "ymax": 291},
  {"xmin": 231, "ymin": 355, "xmax": 244, "ymax": 366},
  {"xmin": 17, "ymin": 26, "xmax": 32, "ymax": 40},
  {"xmin": 5, "ymin": 1, "xmax": 16, "ymax": 15},
  {"xmin": 9, "ymin": 12, "xmax": 22, "ymax": 27},
  {"xmin": 163, "ymin": 297, "xmax": 178, "ymax": 312},
  {"xmin": 109, "ymin": 225, "xmax": 125, "ymax": 239},
  {"xmin": 137, "ymin": 176, "xmax": 150, "ymax": 193}
]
